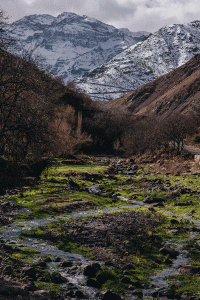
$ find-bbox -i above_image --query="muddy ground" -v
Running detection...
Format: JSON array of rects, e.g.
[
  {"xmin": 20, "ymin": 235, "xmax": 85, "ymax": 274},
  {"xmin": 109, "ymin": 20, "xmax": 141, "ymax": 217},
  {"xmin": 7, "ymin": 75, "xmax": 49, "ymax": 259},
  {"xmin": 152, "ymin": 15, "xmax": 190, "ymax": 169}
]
[{"xmin": 48, "ymin": 211, "xmax": 161, "ymax": 265}]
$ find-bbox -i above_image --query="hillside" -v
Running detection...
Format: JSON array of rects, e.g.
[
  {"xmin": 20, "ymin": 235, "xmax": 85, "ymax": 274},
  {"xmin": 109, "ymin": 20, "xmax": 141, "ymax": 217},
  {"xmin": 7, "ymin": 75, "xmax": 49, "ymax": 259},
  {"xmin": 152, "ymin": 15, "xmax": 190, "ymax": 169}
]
[
  {"xmin": 105, "ymin": 53, "xmax": 200, "ymax": 118},
  {"xmin": 77, "ymin": 20, "xmax": 200, "ymax": 101},
  {"xmin": 10, "ymin": 12, "xmax": 147, "ymax": 83}
]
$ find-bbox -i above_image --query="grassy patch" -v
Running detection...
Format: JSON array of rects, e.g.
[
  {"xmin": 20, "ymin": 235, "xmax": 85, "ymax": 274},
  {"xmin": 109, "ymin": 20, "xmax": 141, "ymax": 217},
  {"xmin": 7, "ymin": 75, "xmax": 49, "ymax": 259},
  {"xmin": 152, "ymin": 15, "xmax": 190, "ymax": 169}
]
[
  {"xmin": 34, "ymin": 281, "xmax": 64, "ymax": 293},
  {"xmin": 170, "ymin": 274, "xmax": 200, "ymax": 297},
  {"xmin": 9, "ymin": 246, "xmax": 40, "ymax": 264}
]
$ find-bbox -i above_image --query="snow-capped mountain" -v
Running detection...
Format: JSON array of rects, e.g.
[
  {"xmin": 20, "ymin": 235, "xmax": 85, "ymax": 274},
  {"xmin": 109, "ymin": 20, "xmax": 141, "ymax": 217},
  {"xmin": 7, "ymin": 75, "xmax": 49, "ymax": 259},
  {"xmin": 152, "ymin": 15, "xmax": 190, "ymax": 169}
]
[
  {"xmin": 10, "ymin": 12, "xmax": 148, "ymax": 82},
  {"xmin": 77, "ymin": 21, "xmax": 200, "ymax": 102}
]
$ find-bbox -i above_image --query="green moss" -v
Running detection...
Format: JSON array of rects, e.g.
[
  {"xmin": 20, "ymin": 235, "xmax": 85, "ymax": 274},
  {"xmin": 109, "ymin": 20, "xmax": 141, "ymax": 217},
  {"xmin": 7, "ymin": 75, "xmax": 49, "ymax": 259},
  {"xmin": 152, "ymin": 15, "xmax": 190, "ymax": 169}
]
[
  {"xmin": 9, "ymin": 246, "xmax": 40, "ymax": 263},
  {"xmin": 170, "ymin": 274, "xmax": 200, "ymax": 296},
  {"xmin": 34, "ymin": 281, "xmax": 64, "ymax": 293}
]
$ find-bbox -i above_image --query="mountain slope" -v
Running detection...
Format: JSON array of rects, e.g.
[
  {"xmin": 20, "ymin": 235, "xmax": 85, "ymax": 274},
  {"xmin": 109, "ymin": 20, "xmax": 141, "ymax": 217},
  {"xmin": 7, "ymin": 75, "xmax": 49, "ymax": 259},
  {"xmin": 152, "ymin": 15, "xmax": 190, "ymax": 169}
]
[
  {"xmin": 10, "ymin": 13, "xmax": 148, "ymax": 82},
  {"xmin": 77, "ymin": 21, "xmax": 200, "ymax": 101},
  {"xmin": 105, "ymin": 53, "xmax": 200, "ymax": 118}
]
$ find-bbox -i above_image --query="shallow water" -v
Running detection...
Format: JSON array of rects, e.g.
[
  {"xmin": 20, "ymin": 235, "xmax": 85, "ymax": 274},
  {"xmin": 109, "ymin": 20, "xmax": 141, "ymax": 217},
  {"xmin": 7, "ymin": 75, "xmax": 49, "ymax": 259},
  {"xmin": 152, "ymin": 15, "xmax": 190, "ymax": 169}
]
[{"xmin": 1, "ymin": 190, "xmax": 199, "ymax": 299}]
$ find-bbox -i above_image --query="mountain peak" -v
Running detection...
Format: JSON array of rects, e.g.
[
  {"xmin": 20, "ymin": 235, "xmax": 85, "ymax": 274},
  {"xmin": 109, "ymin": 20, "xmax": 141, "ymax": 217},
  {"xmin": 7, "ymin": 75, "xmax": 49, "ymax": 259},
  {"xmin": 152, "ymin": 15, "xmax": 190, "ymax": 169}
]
[
  {"xmin": 77, "ymin": 20, "xmax": 200, "ymax": 102},
  {"xmin": 11, "ymin": 13, "xmax": 148, "ymax": 83}
]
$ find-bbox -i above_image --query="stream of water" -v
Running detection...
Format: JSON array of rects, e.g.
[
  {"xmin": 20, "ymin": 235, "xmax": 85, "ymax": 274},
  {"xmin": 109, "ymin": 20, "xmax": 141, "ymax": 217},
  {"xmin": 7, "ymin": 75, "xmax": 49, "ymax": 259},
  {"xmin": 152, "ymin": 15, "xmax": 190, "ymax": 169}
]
[{"xmin": 1, "ymin": 193, "xmax": 199, "ymax": 299}]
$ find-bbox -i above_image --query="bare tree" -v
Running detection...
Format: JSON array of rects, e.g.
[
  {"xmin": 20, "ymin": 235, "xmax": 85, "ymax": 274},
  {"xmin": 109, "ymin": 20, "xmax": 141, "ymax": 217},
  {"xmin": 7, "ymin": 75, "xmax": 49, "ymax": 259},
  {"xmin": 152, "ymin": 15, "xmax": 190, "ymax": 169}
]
[{"xmin": 0, "ymin": 10, "xmax": 16, "ymax": 50}]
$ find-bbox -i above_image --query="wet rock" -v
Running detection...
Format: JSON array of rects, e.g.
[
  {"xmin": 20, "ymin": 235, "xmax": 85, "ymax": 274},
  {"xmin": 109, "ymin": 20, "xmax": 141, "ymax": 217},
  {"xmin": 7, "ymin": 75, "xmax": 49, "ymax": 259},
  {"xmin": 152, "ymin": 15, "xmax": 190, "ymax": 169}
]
[
  {"xmin": 86, "ymin": 278, "xmax": 101, "ymax": 289},
  {"xmin": 159, "ymin": 247, "xmax": 179, "ymax": 258},
  {"xmin": 42, "ymin": 257, "xmax": 52, "ymax": 262},
  {"xmin": 33, "ymin": 261, "xmax": 47, "ymax": 268},
  {"xmin": 74, "ymin": 290, "xmax": 87, "ymax": 299},
  {"xmin": 68, "ymin": 266, "xmax": 78, "ymax": 274},
  {"xmin": 178, "ymin": 266, "xmax": 200, "ymax": 274},
  {"xmin": 54, "ymin": 256, "xmax": 62, "ymax": 262},
  {"xmin": 60, "ymin": 260, "xmax": 73, "ymax": 268},
  {"xmin": 51, "ymin": 273, "xmax": 68, "ymax": 284},
  {"xmin": 83, "ymin": 263, "xmax": 101, "ymax": 277},
  {"xmin": 99, "ymin": 290, "xmax": 122, "ymax": 300}
]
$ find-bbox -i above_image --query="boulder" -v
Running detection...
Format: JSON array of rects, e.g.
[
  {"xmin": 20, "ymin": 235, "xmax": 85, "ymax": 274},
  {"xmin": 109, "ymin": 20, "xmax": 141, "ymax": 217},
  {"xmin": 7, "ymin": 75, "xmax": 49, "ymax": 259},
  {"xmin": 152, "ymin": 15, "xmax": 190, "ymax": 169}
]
[
  {"xmin": 74, "ymin": 290, "xmax": 87, "ymax": 299},
  {"xmin": 143, "ymin": 196, "xmax": 157, "ymax": 204},
  {"xmin": 22, "ymin": 267, "xmax": 40, "ymax": 280},
  {"xmin": 60, "ymin": 260, "xmax": 73, "ymax": 268},
  {"xmin": 86, "ymin": 278, "xmax": 101, "ymax": 289},
  {"xmin": 159, "ymin": 247, "xmax": 179, "ymax": 259},
  {"xmin": 178, "ymin": 266, "xmax": 200, "ymax": 274},
  {"xmin": 83, "ymin": 263, "xmax": 101, "ymax": 277},
  {"xmin": 99, "ymin": 290, "xmax": 122, "ymax": 300}
]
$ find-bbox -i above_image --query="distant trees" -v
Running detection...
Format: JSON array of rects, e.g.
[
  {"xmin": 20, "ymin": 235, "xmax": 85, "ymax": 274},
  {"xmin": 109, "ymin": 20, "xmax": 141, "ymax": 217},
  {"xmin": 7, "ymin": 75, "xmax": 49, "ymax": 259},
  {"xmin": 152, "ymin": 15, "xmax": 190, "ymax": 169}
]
[
  {"xmin": 121, "ymin": 112, "xmax": 198, "ymax": 157},
  {"xmin": 159, "ymin": 113, "xmax": 197, "ymax": 155}
]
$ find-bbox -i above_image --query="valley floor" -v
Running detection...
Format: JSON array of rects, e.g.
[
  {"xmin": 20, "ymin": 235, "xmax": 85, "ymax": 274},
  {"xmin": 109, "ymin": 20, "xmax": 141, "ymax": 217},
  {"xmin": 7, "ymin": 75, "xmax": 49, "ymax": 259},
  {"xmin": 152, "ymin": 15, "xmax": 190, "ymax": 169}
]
[{"xmin": 0, "ymin": 156, "xmax": 200, "ymax": 299}]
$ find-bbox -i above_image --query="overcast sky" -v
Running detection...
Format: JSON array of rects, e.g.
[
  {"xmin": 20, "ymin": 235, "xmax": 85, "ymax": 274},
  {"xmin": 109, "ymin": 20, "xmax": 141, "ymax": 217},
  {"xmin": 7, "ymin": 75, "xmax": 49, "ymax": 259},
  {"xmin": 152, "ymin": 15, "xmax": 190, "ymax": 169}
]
[{"xmin": 1, "ymin": 0, "xmax": 200, "ymax": 33}]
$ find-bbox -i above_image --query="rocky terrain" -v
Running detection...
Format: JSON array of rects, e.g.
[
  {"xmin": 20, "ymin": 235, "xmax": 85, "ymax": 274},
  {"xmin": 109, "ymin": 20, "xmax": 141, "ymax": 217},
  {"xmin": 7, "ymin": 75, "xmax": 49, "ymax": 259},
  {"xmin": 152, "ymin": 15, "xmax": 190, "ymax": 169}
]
[{"xmin": 0, "ymin": 156, "xmax": 200, "ymax": 299}]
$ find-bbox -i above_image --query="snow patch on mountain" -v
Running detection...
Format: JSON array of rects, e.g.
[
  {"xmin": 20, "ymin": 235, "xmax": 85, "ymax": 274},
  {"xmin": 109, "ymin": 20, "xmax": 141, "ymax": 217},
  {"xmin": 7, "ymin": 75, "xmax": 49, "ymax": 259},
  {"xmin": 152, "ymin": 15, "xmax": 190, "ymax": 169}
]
[
  {"xmin": 76, "ymin": 21, "xmax": 200, "ymax": 102},
  {"xmin": 10, "ymin": 12, "xmax": 148, "ymax": 83}
]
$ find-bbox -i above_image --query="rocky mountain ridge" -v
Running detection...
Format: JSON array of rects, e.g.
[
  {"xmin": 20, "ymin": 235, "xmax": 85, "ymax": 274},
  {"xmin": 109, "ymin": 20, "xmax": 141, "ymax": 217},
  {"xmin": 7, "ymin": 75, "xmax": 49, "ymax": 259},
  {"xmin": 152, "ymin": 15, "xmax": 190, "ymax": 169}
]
[
  {"xmin": 105, "ymin": 53, "xmax": 200, "ymax": 118},
  {"xmin": 10, "ymin": 12, "xmax": 148, "ymax": 82},
  {"xmin": 77, "ymin": 20, "xmax": 200, "ymax": 101}
]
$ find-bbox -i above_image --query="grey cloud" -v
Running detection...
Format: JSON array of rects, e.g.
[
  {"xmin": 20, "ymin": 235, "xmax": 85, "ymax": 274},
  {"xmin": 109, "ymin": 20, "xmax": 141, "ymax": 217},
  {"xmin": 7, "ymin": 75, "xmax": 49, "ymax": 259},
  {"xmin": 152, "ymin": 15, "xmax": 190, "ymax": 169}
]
[{"xmin": 1, "ymin": 0, "xmax": 200, "ymax": 32}]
